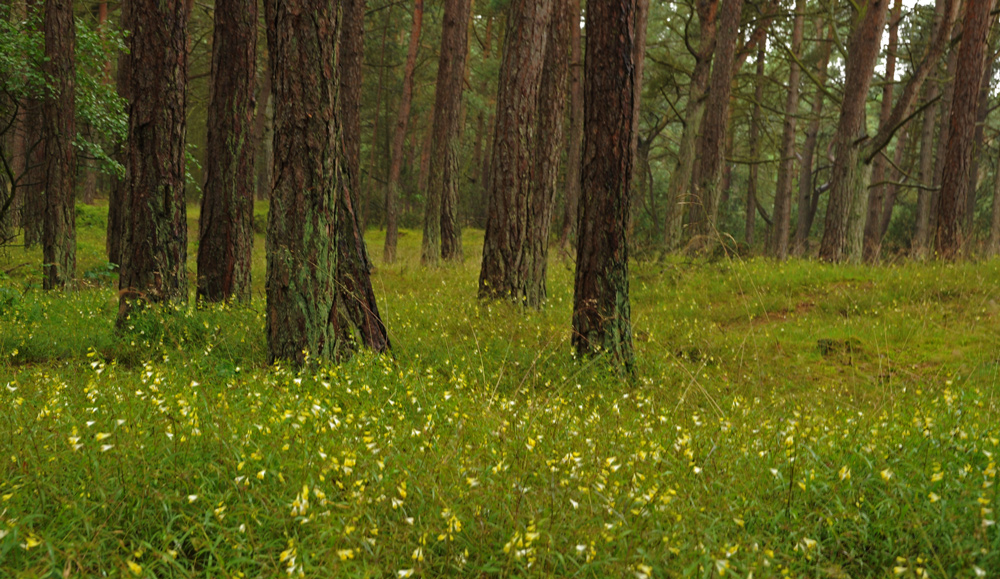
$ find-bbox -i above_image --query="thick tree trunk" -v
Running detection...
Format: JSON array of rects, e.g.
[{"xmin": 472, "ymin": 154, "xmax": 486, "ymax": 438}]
[
  {"xmin": 197, "ymin": 0, "xmax": 257, "ymax": 303},
  {"xmin": 264, "ymin": 0, "xmax": 388, "ymax": 364},
  {"xmin": 384, "ymin": 0, "xmax": 423, "ymax": 263},
  {"xmin": 117, "ymin": 0, "xmax": 189, "ymax": 324},
  {"xmin": 792, "ymin": 20, "xmax": 832, "ymax": 255},
  {"xmin": 478, "ymin": 0, "xmax": 553, "ymax": 301},
  {"xmin": 688, "ymin": 0, "xmax": 742, "ymax": 244},
  {"xmin": 525, "ymin": 0, "xmax": 571, "ymax": 306},
  {"xmin": 771, "ymin": 0, "xmax": 804, "ymax": 259},
  {"xmin": 817, "ymin": 0, "xmax": 889, "ymax": 263},
  {"xmin": 573, "ymin": 0, "xmax": 635, "ymax": 372},
  {"xmin": 106, "ymin": 0, "xmax": 131, "ymax": 265},
  {"xmin": 557, "ymin": 0, "xmax": 583, "ymax": 252},
  {"xmin": 662, "ymin": 0, "xmax": 718, "ymax": 251},
  {"xmin": 422, "ymin": 0, "xmax": 471, "ymax": 263},
  {"xmin": 936, "ymin": 0, "xmax": 995, "ymax": 259},
  {"xmin": 746, "ymin": 43, "xmax": 764, "ymax": 247},
  {"xmin": 42, "ymin": 0, "xmax": 76, "ymax": 289},
  {"xmin": 0, "ymin": 0, "xmax": 28, "ymax": 238},
  {"xmin": 862, "ymin": 0, "xmax": 902, "ymax": 262}
]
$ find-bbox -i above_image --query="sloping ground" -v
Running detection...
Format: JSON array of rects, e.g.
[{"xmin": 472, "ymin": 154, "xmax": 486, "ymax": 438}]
[{"xmin": 1, "ymin": 215, "xmax": 998, "ymax": 577}]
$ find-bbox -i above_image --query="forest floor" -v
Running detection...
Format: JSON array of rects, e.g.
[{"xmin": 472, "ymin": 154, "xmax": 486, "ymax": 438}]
[{"xmin": 1, "ymin": 203, "xmax": 999, "ymax": 578}]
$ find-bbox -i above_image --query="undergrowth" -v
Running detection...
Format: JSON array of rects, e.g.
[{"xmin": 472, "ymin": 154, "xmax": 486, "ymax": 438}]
[{"xmin": 1, "ymin": 207, "xmax": 999, "ymax": 577}]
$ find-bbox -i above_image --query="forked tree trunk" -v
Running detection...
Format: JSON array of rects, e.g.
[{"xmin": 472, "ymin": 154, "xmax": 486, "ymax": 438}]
[
  {"xmin": 422, "ymin": 0, "xmax": 471, "ymax": 264},
  {"xmin": 573, "ymin": 0, "xmax": 635, "ymax": 372},
  {"xmin": 662, "ymin": 0, "xmax": 718, "ymax": 251},
  {"xmin": 264, "ymin": 0, "xmax": 388, "ymax": 364},
  {"xmin": 478, "ymin": 0, "xmax": 553, "ymax": 301},
  {"xmin": 42, "ymin": 0, "xmax": 76, "ymax": 289},
  {"xmin": 557, "ymin": 0, "xmax": 583, "ymax": 252},
  {"xmin": 793, "ymin": 20, "xmax": 832, "ymax": 255},
  {"xmin": 117, "ymin": 0, "xmax": 189, "ymax": 324},
  {"xmin": 384, "ymin": 0, "xmax": 423, "ymax": 263},
  {"xmin": 936, "ymin": 0, "xmax": 995, "ymax": 259},
  {"xmin": 688, "ymin": 0, "xmax": 741, "ymax": 244},
  {"xmin": 771, "ymin": 0, "xmax": 804, "ymax": 260},
  {"xmin": 197, "ymin": 0, "xmax": 256, "ymax": 302}
]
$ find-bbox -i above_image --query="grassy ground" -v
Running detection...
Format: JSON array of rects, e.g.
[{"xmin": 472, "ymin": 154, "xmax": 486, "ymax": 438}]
[{"xmin": 1, "ymin": 204, "xmax": 999, "ymax": 577}]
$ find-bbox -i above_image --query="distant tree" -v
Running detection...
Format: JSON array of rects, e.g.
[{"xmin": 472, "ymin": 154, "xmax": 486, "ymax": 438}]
[
  {"xmin": 936, "ymin": 0, "xmax": 994, "ymax": 259},
  {"xmin": 573, "ymin": 0, "xmax": 635, "ymax": 372},
  {"xmin": 197, "ymin": 0, "xmax": 256, "ymax": 302},
  {"xmin": 478, "ymin": 0, "xmax": 553, "ymax": 302},
  {"xmin": 117, "ymin": 0, "xmax": 189, "ymax": 323},
  {"xmin": 770, "ymin": 0, "xmax": 804, "ymax": 260},
  {"xmin": 421, "ymin": 0, "xmax": 470, "ymax": 264},
  {"xmin": 41, "ymin": 0, "xmax": 75, "ymax": 289},
  {"xmin": 384, "ymin": 0, "xmax": 423, "ymax": 263},
  {"xmin": 264, "ymin": 0, "xmax": 388, "ymax": 364},
  {"xmin": 106, "ymin": 0, "xmax": 129, "ymax": 266}
]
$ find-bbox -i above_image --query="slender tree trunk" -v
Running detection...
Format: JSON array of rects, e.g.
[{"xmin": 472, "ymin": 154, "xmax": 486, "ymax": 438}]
[
  {"xmin": 793, "ymin": 20, "xmax": 832, "ymax": 255},
  {"xmin": 771, "ymin": 0, "xmax": 804, "ymax": 259},
  {"xmin": 197, "ymin": 0, "xmax": 256, "ymax": 302},
  {"xmin": 746, "ymin": 43, "xmax": 764, "ymax": 247},
  {"xmin": 912, "ymin": 82, "xmax": 939, "ymax": 257},
  {"xmin": 422, "ymin": 0, "xmax": 471, "ymax": 263},
  {"xmin": 988, "ymin": 149, "xmax": 1000, "ymax": 256},
  {"xmin": 478, "ymin": 0, "xmax": 553, "ymax": 300},
  {"xmin": 525, "ymin": 0, "xmax": 571, "ymax": 306},
  {"xmin": 688, "ymin": 0, "xmax": 743, "ymax": 244},
  {"xmin": 117, "ymin": 0, "xmax": 189, "ymax": 324},
  {"xmin": 340, "ymin": 0, "xmax": 364, "ymax": 217},
  {"xmin": 21, "ymin": 0, "xmax": 44, "ymax": 249},
  {"xmin": 964, "ymin": 66, "xmax": 992, "ymax": 232},
  {"xmin": 936, "ymin": 0, "xmax": 995, "ymax": 259},
  {"xmin": 264, "ymin": 0, "xmax": 388, "ymax": 364},
  {"xmin": 253, "ymin": 39, "xmax": 273, "ymax": 202},
  {"xmin": 384, "ymin": 0, "xmax": 423, "ymax": 263},
  {"xmin": 817, "ymin": 0, "xmax": 889, "ymax": 262},
  {"xmin": 557, "ymin": 0, "xmax": 584, "ymax": 252},
  {"xmin": 362, "ymin": 4, "xmax": 390, "ymax": 231},
  {"xmin": 862, "ymin": 0, "xmax": 902, "ymax": 262},
  {"xmin": 878, "ymin": 122, "xmax": 910, "ymax": 240},
  {"xmin": 573, "ymin": 0, "xmax": 635, "ymax": 372},
  {"xmin": 662, "ymin": 0, "xmax": 718, "ymax": 251},
  {"xmin": 41, "ymin": 0, "xmax": 76, "ymax": 289}
]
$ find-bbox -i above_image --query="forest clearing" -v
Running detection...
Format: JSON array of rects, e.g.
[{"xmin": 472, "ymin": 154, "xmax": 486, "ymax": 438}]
[{"xmin": 2, "ymin": 209, "xmax": 999, "ymax": 577}]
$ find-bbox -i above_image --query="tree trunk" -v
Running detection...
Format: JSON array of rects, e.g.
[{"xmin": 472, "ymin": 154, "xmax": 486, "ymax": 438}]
[
  {"xmin": 690, "ymin": 0, "xmax": 742, "ymax": 244},
  {"xmin": 384, "ymin": 0, "xmax": 423, "ymax": 263},
  {"xmin": 106, "ymin": 0, "xmax": 131, "ymax": 265},
  {"xmin": 771, "ymin": 0, "xmax": 804, "ymax": 259},
  {"xmin": 862, "ymin": 0, "xmax": 901, "ymax": 262},
  {"xmin": 988, "ymin": 148, "xmax": 1000, "ymax": 256},
  {"xmin": 792, "ymin": 20, "xmax": 832, "ymax": 255},
  {"xmin": 340, "ymin": 0, "xmax": 365, "ymax": 218},
  {"xmin": 746, "ymin": 42, "xmax": 764, "ymax": 247},
  {"xmin": 42, "ymin": 0, "xmax": 76, "ymax": 289},
  {"xmin": 936, "ymin": 0, "xmax": 995, "ymax": 259},
  {"xmin": 816, "ymin": 0, "xmax": 889, "ymax": 263},
  {"xmin": 573, "ymin": 0, "xmax": 635, "ymax": 372},
  {"xmin": 253, "ymin": 45, "xmax": 273, "ymax": 202},
  {"xmin": 557, "ymin": 0, "xmax": 584, "ymax": 252},
  {"xmin": 264, "ymin": 0, "xmax": 388, "ymax": 364},
  {"xmin": 422, "ymin": 0, "xmax": 471, "ymax": 264},
  {"xmin": 525, "ymin": 0, "xmax": 571, "ymax": 306},
  {"xmin": 117, "ymin": 0, "xmax": 188, "ymax": 324},
  {"xmin": 478, "ymin": 0, "xmax": 553, "ymax": 301},
  {"xmin": 912, "ymin": 81, "xmax": 939, "ymax": 258},
  {"xmin": 964, "ymin": 65, "xmax": 992, "ymax": 233},
  {"xmin": 877, "ymin": 122, "xmax": 910, "ymax": 240},
  {"xmin": 662, "ymin": 0, "xmax": 718, "ymax": 251},
  {"xmin": 197, "ymin": 0, "xmax": 256, "ymax": 303}
]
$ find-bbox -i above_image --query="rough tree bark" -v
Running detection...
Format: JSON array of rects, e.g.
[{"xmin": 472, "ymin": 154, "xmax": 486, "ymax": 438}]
[
  {"xmin": 384, "ymin": 0, "xmax": 423, "ymax": 263},
  {"xmin": 936, "ymin": 0, "xmax": 995, "ymax": 259},
  {"xmin": 478, "ymin": 0, "xmax": 553, "ymax": 301},
  {"xmin": 662, "ymin": 0, "xmax": 718, "ymax": 251},
  {"xmin": 117, "ymin": 0, "xmax": 189, "ymax": 324},
  {"xmin": 573, "ymin": 0, "xmax": 635, "ymax": 372},
  {"xmin": 196, "ymin": 0, "xmax": 257, "ymax": 302},
  {"xmin": 771, "ymin": 0, "xmax": 805, "ymax": 260},
  {"xmin": 41, "ymin": 0, "xmax": 76, "ymax": 289},
  {"xmin": 264, "ymin": 0, "xmax": 389, "ymax": 364},
  {"xmin": 106, "ymin": 0, "xmax": 130, "ymax": 265},
  {"xmin": 557, "ymin": 0, "xmax": 584, "ymax": 252},
  {"xmin": 422, "ymin": 0, "xmax": 471, "ymax": 263}
]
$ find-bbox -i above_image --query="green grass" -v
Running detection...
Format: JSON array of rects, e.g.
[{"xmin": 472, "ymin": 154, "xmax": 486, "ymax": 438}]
[{"xmin": 1, "ymin": 205, "xmax": 999, "ymax": 577}]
